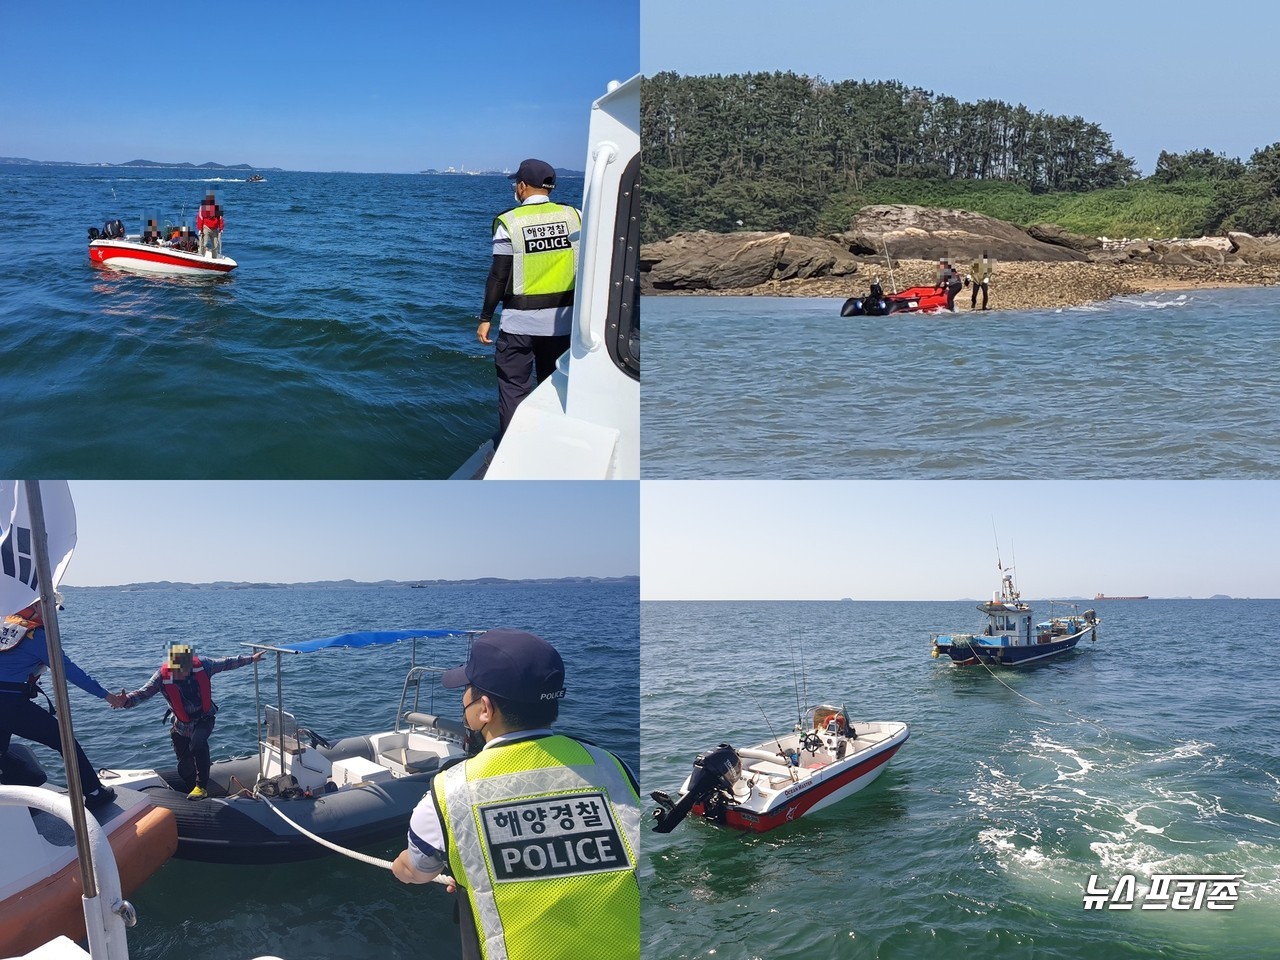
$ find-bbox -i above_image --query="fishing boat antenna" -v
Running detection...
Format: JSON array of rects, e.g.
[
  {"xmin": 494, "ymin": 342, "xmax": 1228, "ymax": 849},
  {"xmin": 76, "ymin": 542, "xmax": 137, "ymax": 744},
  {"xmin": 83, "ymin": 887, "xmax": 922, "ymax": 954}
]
[{"xmin": 991, "ymin": 517, "xmax": 1003, "ymax": 572}]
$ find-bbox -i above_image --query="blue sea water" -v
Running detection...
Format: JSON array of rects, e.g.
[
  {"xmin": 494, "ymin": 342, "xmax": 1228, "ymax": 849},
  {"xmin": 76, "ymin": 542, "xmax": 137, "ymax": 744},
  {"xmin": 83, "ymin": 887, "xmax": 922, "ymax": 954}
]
[
  {"xmin": 641, "ymin": 291, "xmax": 1280, "ymax": 479},
  {"xmin": 642, "ymin": 599, "xmax": 1280, "ymax": 959},
  {"xmin": 39, "ymin": 580, "xmax": 637, "ymax": 960},
  {"xmin": 0, "ymin": 165, "xmax": 580, "ymax": 478}
]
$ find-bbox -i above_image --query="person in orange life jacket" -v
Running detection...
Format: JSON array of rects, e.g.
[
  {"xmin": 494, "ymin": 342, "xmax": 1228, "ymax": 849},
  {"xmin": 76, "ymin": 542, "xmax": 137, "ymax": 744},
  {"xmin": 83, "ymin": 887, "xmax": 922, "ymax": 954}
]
[
  {"xmin": 0, "ymin": 601, "xmax": 126, "ymax": 809},
  {"xmin": 117, "ymin": 642, "xmax": 262, "ymax": 800},
  {"xmin": 476, "ymin": 158, "xmax": 581, "ymax": 444},
  {"xmin": 392, "ymin": 629, "xmax": 640, "ymax": 960},
  {"xmin": 170, "ymin": 225, "xmax": 198, "ymax": 252},
  {"xmin": 196, "ymin": 192, "xmax": 224, "ymax": 258}
]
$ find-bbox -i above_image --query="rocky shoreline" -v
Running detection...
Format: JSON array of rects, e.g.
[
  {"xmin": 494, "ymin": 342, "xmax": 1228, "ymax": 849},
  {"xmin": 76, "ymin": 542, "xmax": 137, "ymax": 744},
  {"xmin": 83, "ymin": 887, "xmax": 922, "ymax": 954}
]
[
  {"xmin": 661, "ymin": 258, "xmax": 1280, "ymax": 311},
  {"xmin": 640, "ymin": 205, "xmax": 1280, "ymax": 311}
]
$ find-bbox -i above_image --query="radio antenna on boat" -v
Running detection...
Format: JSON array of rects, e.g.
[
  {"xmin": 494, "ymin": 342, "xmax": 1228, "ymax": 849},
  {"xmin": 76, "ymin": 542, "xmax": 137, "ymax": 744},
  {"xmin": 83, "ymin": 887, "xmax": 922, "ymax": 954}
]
[{"xmin": 991, "ymin": 517, "xmax": 1003, "ymax": 572}]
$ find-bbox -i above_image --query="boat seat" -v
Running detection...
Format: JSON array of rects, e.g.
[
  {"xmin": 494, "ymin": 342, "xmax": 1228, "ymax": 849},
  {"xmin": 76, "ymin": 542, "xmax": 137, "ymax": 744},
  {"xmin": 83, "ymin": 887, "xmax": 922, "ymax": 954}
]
[
  {"xmin": 403, "ymin": 711, "xmax": 468, "ymax": 743},
  {"xmin": 379, "ymin": 747, "xmax": 441, "ymax": 775},
  {"xmin": 743, "ymin": 759, "xmax": 795, "ymax": 779}
]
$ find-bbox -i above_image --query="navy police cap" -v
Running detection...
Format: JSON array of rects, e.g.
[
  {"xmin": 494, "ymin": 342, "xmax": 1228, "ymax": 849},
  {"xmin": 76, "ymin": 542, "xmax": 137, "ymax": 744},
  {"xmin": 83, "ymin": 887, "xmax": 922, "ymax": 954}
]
[
  {"xmin": 508, "ymin": 158, "xmax": 556, "ymax": 189},
  {"xmin": 441, "ymin": 628, "xmax": 567, "ymax": 703}
]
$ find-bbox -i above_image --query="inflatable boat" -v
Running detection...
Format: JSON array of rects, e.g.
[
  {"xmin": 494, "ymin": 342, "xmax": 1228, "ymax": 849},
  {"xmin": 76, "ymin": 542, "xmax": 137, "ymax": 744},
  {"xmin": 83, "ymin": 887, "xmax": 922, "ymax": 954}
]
[
  {"xmin": 102, "ymin": 628, "xmax": 482, "ymax": 864},
  {"xmin": 841, "ymin": 284, "xmax": 950, "ymax": 317}
]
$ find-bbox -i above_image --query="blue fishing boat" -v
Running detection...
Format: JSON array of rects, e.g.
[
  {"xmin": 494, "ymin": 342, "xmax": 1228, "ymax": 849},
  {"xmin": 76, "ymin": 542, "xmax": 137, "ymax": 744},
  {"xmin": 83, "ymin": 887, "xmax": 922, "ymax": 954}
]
[{"xmin": 931, "ymin": 571, "xmax": 1099, "ymax": 666}]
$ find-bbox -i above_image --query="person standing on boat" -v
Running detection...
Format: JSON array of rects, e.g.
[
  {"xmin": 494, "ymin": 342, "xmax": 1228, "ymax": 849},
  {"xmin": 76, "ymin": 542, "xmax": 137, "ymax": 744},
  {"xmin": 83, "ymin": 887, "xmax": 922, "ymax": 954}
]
[
  {"xmin": 475, "ymin": 159, "xmax": 581, "ymax": 444},
  {"xmin": 0, "ymin": 601, "xmax": 125, "ymax": 809},
  {"xmin": 196, "ymin": 192, "xmax": 224, "ymax": 259},
  {"xmin": 968, "ymin": 251, "xmax": 993, "ymax": 310},
  {"xmin": 392, "ymin": 629, "xmax": 640, "ymax": 960},
  {"xmin": 116, "ymin": 643, "xmax": 262, "ymax": 800}
]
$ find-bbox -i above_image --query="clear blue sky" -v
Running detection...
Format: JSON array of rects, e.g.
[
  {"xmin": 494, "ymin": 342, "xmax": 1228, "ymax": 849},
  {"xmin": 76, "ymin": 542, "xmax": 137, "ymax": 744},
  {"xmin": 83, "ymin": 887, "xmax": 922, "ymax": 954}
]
[
  {"xmin": 641, "ymin": 481, "xmax": 1279, "ymax": 600},
  {"xmin": 641, "ymin": 0, "xmax": 1276, "ymax": 176},
  {"xmin": 2, "ymin": 2, "xmax": 638, "ymax": 173},
  {"xmin": 60, "ymin": 482, "xmax": 638, "ymax": 586}
]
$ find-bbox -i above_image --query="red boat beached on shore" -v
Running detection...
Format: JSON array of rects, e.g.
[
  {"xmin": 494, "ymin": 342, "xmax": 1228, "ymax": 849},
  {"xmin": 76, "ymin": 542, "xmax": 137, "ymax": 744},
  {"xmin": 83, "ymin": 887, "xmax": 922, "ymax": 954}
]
[{"xmin": 840, "ymin": 284, "xmax": 950, "ymax": 317}]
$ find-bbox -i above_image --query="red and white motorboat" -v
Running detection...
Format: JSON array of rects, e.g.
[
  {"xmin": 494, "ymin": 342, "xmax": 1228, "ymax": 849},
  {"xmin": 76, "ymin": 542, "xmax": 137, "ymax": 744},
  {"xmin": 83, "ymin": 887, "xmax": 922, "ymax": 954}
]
[
  {"xmin": 88, "ymin": 236, "xmax": 237, "ymax": 276},
  {"xmin": 652, "ymin": 705, "xmax": 909, "ymax": 834}
]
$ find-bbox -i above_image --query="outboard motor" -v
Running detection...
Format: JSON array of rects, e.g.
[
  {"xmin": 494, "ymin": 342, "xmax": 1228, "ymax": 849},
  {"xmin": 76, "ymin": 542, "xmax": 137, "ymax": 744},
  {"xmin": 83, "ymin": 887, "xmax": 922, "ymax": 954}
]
[
  {"xmin": 103, "ymin": 219, "xmax": 124, "ymax": 240},
  {"xmin": 88, "ymin": 226, "xmax": 101, "ymax": 240},
  {"xmin": 650, "ymin": 743, "xmax": 741, "ymax": 833}
]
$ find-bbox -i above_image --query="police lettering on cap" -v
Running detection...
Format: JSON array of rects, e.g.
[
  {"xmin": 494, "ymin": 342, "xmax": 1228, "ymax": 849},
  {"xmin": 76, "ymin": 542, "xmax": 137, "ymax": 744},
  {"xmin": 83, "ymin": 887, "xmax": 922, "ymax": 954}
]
[
  {"xmin": 507, "ymin": 158, "xmax": 556, "ymax": 190},
  {"xmin": 441, "ymin": 629, "xmax": 566, "ymax": 703}
]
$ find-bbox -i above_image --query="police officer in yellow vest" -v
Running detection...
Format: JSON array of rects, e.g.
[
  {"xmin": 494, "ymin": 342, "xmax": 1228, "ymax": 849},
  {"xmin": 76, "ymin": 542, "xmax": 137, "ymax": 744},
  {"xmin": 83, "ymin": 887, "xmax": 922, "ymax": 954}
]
[
  {"xmin": 476, "ymin": 159, "xmax": 581, "ymax": 444},
  {"xmin": 392, "ymin": 629, "xmax": 640, "ymax": 960}
]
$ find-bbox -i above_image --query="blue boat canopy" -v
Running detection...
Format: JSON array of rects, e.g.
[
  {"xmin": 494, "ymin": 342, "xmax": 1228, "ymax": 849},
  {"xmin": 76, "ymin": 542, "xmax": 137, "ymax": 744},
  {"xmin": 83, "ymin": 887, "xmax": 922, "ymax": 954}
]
[{"xmin": 276, "ymin": 629, "xmax": 480, "ymax": 654}]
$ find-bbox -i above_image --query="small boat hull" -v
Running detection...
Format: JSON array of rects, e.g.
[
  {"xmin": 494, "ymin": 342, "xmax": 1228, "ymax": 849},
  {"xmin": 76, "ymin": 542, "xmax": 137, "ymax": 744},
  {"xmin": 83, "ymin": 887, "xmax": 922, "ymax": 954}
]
[
  {"xmin": 103, "ymin": 733, "xmax": 452, "ymax": 863},
  {"xmin": 89, "ymin": 238, "xmax": 237, "ymax": 276},
  {"xmin": 660, "ymin": 716, "xmax": 910, "ymax": 834},
  {"xmin": 841, "ymin": 286, "xmax": 950, "ymax": 317},
  {"xmin": 933, "ymin": 624, "xmax": 1093, "ymax": 665}
]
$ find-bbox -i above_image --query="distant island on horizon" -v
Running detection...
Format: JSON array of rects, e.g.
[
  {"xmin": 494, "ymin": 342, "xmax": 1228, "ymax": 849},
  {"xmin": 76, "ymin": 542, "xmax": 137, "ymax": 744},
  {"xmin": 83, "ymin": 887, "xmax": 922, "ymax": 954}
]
[
  {"xmin": 1, "ymin": 157, "xmax": 583, "ymax": 177},
  {"xmin": 64, "ymin": 575, "xmax": 637, "ymax": 591},
  {"xmin": 0, "ymin": 156, "xmax": 281, "ymax": 171},
  {"xmin": 418, "ymin": 166, "xmax": 585, "ymax": 178}
]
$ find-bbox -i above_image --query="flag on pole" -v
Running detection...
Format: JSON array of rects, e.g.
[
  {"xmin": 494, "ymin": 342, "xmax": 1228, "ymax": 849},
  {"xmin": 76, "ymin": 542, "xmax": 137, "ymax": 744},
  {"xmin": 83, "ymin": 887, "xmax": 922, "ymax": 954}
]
[{"xmin": 0, "ymin": 481, "xmax": 77, "ymax": 617}]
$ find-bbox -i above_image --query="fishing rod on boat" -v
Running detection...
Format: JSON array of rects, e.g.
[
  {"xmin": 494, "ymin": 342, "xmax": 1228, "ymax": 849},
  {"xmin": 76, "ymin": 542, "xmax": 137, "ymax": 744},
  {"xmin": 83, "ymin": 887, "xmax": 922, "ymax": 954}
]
[
  {"xmin": 745, "ymin": 687, "xmax": 797, "ymax": 770},
  {"xmin": 789, "ymin": 635, "xmax": 803, "ymax": 729},
  {"xmin": 882, "ymin": 236, "xmax": 898, "ymax": 293}
]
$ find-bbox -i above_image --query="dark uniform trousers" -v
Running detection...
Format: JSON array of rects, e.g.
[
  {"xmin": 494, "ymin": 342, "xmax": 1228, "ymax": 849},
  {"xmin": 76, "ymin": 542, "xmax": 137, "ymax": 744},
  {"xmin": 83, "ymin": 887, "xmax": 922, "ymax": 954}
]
[{"xmin": 495, "ymin": 331, "xmax": 571, "ymax": 441}]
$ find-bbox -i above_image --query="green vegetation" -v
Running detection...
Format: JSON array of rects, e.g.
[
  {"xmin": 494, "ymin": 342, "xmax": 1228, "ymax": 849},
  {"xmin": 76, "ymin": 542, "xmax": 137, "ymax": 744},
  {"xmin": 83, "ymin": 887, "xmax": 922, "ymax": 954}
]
[{"xmin": 642, "ymin": 72, "xmax": 1280, "ymax": 243}]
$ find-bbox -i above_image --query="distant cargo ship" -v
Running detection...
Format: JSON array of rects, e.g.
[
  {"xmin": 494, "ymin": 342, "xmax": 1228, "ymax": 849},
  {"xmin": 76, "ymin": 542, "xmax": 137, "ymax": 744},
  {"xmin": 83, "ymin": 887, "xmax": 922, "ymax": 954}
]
[{"xmin": 1094, "ymin": 594, "xmax": 1148, "ymax": 600}]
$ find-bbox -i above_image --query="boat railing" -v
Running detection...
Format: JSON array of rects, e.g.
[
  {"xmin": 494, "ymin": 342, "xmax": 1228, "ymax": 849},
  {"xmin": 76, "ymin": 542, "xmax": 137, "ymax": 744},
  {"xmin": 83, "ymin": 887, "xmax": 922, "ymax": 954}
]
[
  {"xmin": 394, "ymin": 665, "xmax": 451, "ymax": 734},
  {"xmin": 0, "ymin": 785, "xmax": 133, "ymax": 959}
]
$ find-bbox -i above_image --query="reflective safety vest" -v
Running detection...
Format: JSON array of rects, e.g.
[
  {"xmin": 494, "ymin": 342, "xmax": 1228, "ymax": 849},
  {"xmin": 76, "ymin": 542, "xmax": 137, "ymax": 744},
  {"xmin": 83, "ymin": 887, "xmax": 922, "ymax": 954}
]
[
  {"xmin": 493, "ymin": 202, "xmax": 581, "ymax": 311},
  {"xmin": 434, "ymin": 734, "xmax": 640, "ymax": 960},
  {"xmin": 160, "ymin": 656, "xmax": 213, "ymax": 722}
]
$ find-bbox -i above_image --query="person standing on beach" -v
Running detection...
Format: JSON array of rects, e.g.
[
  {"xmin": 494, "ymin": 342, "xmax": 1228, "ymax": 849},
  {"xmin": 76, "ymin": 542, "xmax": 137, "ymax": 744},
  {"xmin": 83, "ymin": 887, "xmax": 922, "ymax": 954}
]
[
  {"xmin": 968, "ymin": 251, "xmax": 993, "ymax": 310},
  {"xmin": 117, "ymin": 642, "xmax": 262, "ymax": 800},
  {"xmin": 475, "ymin": 159, "xmax": 581, "ymax": 444},
  {"xmin": 936, "ymin": 258, "xmax": 963, "ymax": 311},
  {"xmin": 197, "ymin": 192, "xmax": 224, "ymax": 259},
  {"xmin": 392, "ymin": 628, "xmax": 640, "ymax": 960}
]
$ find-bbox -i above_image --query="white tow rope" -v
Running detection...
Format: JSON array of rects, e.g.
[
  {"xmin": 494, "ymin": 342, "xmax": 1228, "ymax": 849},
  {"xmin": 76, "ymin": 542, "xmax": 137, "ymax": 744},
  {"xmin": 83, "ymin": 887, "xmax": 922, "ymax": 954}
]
[{"xmin": 256, "ymin": 793, "xmax": 454, "ymax": 887}]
